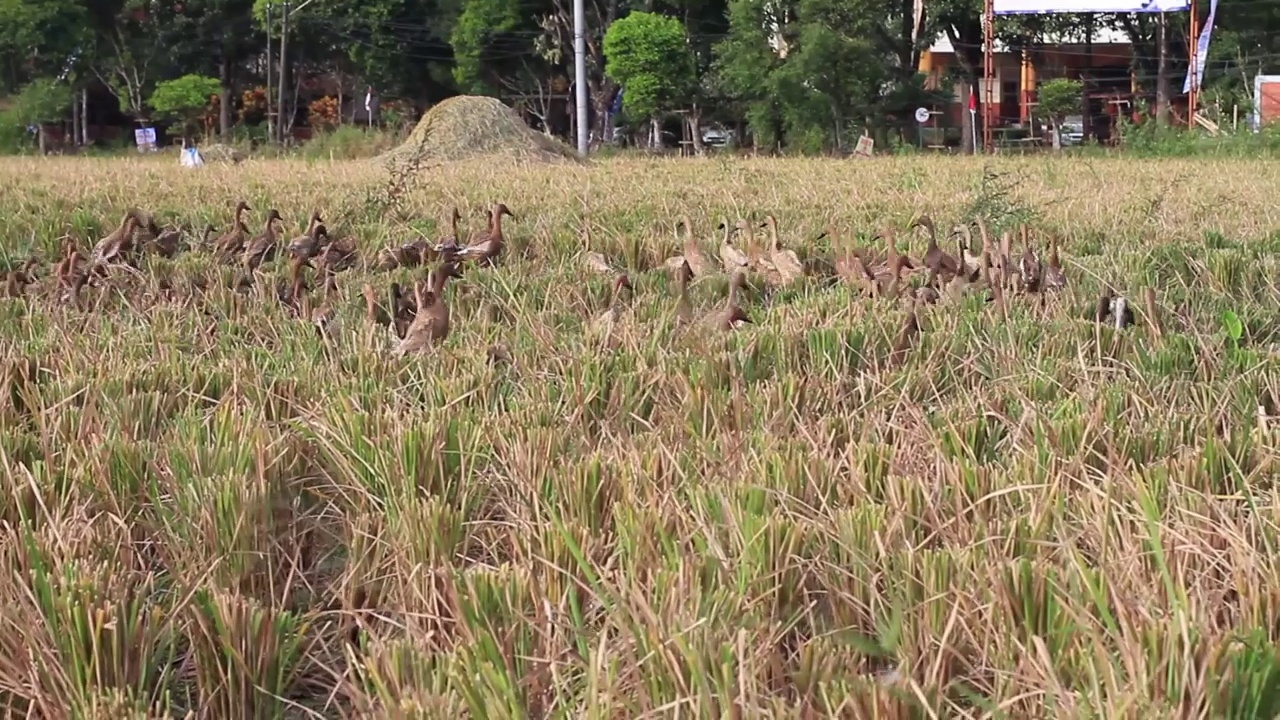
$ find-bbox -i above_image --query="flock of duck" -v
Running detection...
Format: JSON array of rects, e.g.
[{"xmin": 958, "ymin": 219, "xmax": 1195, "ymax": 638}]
[{"xmin": 1, "ymin": 199, "xmax": 1138, "ymax": 363}]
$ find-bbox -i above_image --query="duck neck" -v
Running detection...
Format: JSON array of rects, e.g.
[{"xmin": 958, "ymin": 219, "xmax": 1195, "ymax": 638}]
[
  {"xmin": 490, "ymin": 208, "xmax": 504, "ymax": 238},
  {"xmin": 765, "ymin": 222, "xmax": 780, "ymax": 252},
  {"xmin": 430, "ymin": 268, "xmax": 450, "ymax": 299}
]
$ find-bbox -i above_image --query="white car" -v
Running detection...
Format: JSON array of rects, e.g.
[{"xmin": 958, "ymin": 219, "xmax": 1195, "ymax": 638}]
[
  {"xmin": 701, "ymin": 126, "xmax": 730, "ymax": 147},
  {"xmin": 1057, "ymin": 115, "xmax": 1085, "ymax": 146}
]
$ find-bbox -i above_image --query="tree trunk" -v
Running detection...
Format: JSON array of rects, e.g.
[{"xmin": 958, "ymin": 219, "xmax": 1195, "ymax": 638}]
[
  {"xmin": 650, "ymin": 117, "xmax": 661, "ymax": 149},
  {"xmin": 219, "ymin": 55, "xmax": 233, "ymax": 136},
  {"xmin": 688, "ymin": 104, "xmax": 704, "ymax": 156},
  {"xmin": 71, "ymin": 95, "xmax": 80, "ymax": 149},
  {"xmin": 80, "ymin": 89, "xmax": 89, "ymax": 145},
  {"xmin": 1051, "ymin": 121, "xmax": 1062, "ymax": 150},
  {"xmin": 37, "ymin": 126, "xmax": 46, "ymax": 155}
]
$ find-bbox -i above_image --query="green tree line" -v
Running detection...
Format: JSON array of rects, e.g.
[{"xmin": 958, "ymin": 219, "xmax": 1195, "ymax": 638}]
[{"xmin": 0, "ymin": 0, "xmax": 1273, "ymax": 151}]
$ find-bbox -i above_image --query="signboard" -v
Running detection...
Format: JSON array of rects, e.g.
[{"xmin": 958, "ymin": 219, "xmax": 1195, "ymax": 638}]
[
  {"xmin": 993, "ymin": 0, "xmax": 1186, "ymax": 13},
  {"xmin": 854, "ymin": 135, "xmax": 874, "ymax": 158},
  {"xmin": 134, "ymin": 127, "xmax": 157, "ymax": 152},
  {"xmin": 914, "ymin": 107, "xmax": 931, "ymax": 124}
]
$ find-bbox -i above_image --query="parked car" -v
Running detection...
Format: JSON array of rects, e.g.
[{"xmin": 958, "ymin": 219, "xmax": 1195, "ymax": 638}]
[
  {"xmin": 701, "ymin": 125, "xmax": 731, "ymax": 147},
  {"xmin": 1058, "ymin": 115, "xmax": 1085, "ymax": 146}
]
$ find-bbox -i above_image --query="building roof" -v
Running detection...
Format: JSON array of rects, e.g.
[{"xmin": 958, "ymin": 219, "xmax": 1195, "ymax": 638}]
[{"xmin": 927, "ymin": 26, "xmax": 1132, "ymax": 53}]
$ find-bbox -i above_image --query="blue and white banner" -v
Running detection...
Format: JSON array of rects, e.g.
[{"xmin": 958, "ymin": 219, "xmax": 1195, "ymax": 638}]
[
  {"xmin": 994, "ymin": 0, "xmax": 1187, "ymax": 14},
  {"xmin": 1183, "ymin": 0, "xmax": 1218, "ymax": 94}
]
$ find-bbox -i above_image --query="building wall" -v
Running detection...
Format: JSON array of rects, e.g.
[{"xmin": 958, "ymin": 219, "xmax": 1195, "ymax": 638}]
[{"xmin": 920, "ymin": 45, "xmax": 1133, "ymax": 130}]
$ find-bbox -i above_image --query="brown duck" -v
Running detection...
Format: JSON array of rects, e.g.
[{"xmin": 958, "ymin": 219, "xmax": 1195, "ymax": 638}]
[
  {"xmin": 1019, "ymin": 227, "xmax": 1043, "ymax": 293},
  {"xmin": 1043, "ymin": 235, "xmax": 1066, "ymax": 290},
  {"xmin": 311, "ymin": 269, "xmax": 340, "ymax": 337},
  {"xmin": 278, "ymin": 256, "xmax": 312, "ymax": 317},
  {"xmin": 454, "ymin": 203, "xmax": 514, "ymax": 266},
  {"xmin": 718, "ymin": 218, "xmax": 750, "ymax": 274},
  {"xmin": 287, "ymin": 212, "xmax": 326, "ymax": 260},
  {"xmin": 888, "ymin": 310, "xmax": 920, "ymax": 368},
  {"xmin": 590, "ymin": 273, "xmax": 634, "ymax": 340},
  {"xmin": 760, "ymin": 215, "xmax": 805, "ymax": 285},
  {"xmin": 91, "ymin": 208, "xmax": 146, "ymax": 265},
  {"xmin": 674, "ymin": 259, "xmax": 695, "ymax": 325},
  {"xmin": 677, "ymin": 215, "xmax": 715, "ymax": 278},
  {"xmin": 910, "ymin": 215, "xmax": 960, "ymax": 285},
  {"xmin": 316, "ymin": 230, "xmax": 357, "ymax": 273},
  {"xmin": 3, "ymin": 258, "xmax": 38, "ymax": 298},
  {"xmin": 213, "ymin": 200, "xmax": 253, "ymax": 261},
  {"xmin": 710, "ymin": 270, "xmax": 752, "ymax": 331},
  {"xmin": 242, "ymin": 209, "xmax": 284, "ymax": 272},
  {"xmin": 394, "ymin": 262, "xmax": 463, "ymax": 355}
]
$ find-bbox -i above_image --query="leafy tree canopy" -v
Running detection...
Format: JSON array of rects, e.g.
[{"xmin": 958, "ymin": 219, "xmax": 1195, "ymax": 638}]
[{"xmin": 603, "ymin": 11, "xmax": 696, "ymax": 119}]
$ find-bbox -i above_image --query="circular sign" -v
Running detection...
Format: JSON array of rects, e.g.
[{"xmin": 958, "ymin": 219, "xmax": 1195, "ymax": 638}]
[{"xmin": 914, "ymin": 107, "xmax": 931, "ymax": 124}]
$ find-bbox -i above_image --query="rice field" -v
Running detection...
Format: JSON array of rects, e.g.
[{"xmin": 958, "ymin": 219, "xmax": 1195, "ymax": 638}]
[{"xmin": 2, "ymin": 154, "xmax": 1280, "ymax": 718}]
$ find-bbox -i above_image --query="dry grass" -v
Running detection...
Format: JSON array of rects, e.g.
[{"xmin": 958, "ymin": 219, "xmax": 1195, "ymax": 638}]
[
  {"xmin": 378, "ymin": 96, "xmax": 580, "ymax": 167},
  {"xmin": 2, "ymin": 154, "xmax": 1280, "ymax": 718}
]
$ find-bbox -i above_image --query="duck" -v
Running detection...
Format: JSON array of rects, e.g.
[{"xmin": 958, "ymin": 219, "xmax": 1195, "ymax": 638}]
[
  {"xmin": 311, "ymin": 269, "xmax": 340, "ymax": 338},
  {"xmin": 454, "ymin": 203, "xmax": 514, "ymax": 267},
  {"xmin": 394, "ymin": 262, "xmax": 463, "ymax": 355},
  {"xmin": 580, "ymin": 216, "xmax": 624, "ymax": 276},
  {"xmin": 673, "ymin": 259, "xmax": 695, "ymax": 325},
  {"xmin": 91, "ymin": 208, "xmax": 147, "ymax": 266},
  {"xmin": 1019, "ymin": 227, "xmax": 1043, "ymax": 294},
  {"xmin": 242, "ymin": 209, "xmax": 283, "ymax": 272},
  {"xmin": 710, "ymin": 270, "xmax": 752, "ymax": 331},
  {"xmin": 590, "ymin": 273, "xmax": 634, "ymax": 342},
  {"xmin": 954, "ymin": 223, "xmax": 984, "ymax": 277},
  {"xmin": 426, "ymin": 207, "xmax": 465, "ymax": 264},
  {"xmin": 279, "ymin": 256, "xmax": 312, "ymax": 317},
  {"xmin": 1043, "ymin": 235, "xmax": 1066, "ymax": 290},
  {"xmin": 287, "ymin": 212, "xmax": 327, "ymax": 260},
  {"xmin": 213, "ymin": 200, "xmax": 253, "ymax": 261},
  {"xmin": 717, "ymin": 218, "xmax": 750, "ymax": 274},
  {"xmin": 3, "ymin": 258, "xmax": 38, "ymax": 298},
  {"xmin": 888, "ymin": 309, "xmax": 920, "ymax": 368},
  {"xmin": 1095, "ymin": 289, "xmax": 1135, "ymax": 329},
  {"xmin": 759, "ymin": 214, "xmax": 805, "ymax": 285},
  {"xmin": 316, "ymin": 230, "xmax": 358, "ymax": 273},
  {"xmin": 676, "ymin": 215, "xmax": 715, "ymax": 278},
  {"xmin": 910, "ymin": 214, "xmax": 960, "ymax": 286}
]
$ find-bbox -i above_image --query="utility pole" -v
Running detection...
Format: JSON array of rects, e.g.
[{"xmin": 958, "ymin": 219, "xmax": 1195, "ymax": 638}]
[
  {"xmin": 278, "ymin": 1, "xmax": 291, "ymax": 144},
  {"xmin": 573, "ymin": 0, "xmax": 588, "ymax": 157},
  {"xmin": 266, "ymin": 2, "xmax": 273, "ymax": 142},
  {"xmin": 1156, "ymin": 11, "xmax": 1169, "ymax": 125}
]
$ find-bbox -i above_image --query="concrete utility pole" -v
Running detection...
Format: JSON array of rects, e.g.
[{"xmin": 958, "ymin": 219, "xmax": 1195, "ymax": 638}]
[
  {"xmin": 573, "ymin": 0, "xmax": 588, "ymax": 157},
  {"xmin": 278, "ymin": 1, "xmax": 291, "ymax": 143},
  {"xmin": 266, "ymin": 2, "xmax": 273, "ymax": 142}
]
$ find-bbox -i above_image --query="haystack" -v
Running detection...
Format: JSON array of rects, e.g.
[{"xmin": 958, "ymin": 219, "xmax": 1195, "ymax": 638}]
[{"xmin": 380, "ymin": 95, "xmax": 580, "ymax": 165}]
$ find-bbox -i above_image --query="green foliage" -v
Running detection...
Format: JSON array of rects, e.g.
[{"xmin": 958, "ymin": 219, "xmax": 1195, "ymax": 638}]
[
  {"xmin": 149, "ymin": 75, "xmax": 221, "ymax": 119},
  {"xmin": 1037, "ymin": 78, "xmax": 1082, "ymax": 125},
  {"xmin": 450, "ymin": 0, "xmax": 522, "ymax": 95},
  {"xmin": 3, "ymin": 77, "xmax": 72, "ymax": 126},
  {"xmin": 604, "ymin": 12, "xmax": 696, "ymax": 120}
]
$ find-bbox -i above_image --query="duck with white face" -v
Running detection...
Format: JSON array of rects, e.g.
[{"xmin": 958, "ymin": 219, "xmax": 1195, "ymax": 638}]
[{"xmin": 1095, "ymin": 289, "xmax": 1134, "ymax": 329}]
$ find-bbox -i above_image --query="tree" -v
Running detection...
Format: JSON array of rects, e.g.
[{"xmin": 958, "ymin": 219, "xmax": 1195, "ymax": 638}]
[
  {"xmin": 3, "ymin": 77, "xmax": 73, "ymax": 153},
  {"xmin": 604, "ymin": 12, "xmax": 695, "ymax": 147},
  {"xmin": 158, "ymin": 0, "xmax": 261, "ymax": 136},
  {"xmin": 1038, "ymin": 77, "xmax": 1081, "ymax": 150},
  {"xmin": 150, "ymin": 74, "xmax": 221, "ymax": 141}
]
